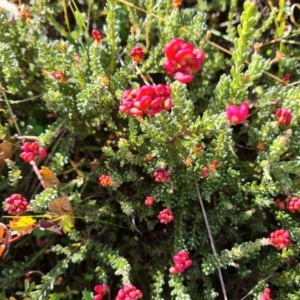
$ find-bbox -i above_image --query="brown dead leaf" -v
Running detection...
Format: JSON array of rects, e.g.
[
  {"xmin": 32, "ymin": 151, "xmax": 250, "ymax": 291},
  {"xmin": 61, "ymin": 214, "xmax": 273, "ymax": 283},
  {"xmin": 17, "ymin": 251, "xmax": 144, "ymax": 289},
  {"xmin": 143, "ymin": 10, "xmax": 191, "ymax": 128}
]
[{"xmin": 0, "ymin": 140, "xmax": 13, "ymax": 167}]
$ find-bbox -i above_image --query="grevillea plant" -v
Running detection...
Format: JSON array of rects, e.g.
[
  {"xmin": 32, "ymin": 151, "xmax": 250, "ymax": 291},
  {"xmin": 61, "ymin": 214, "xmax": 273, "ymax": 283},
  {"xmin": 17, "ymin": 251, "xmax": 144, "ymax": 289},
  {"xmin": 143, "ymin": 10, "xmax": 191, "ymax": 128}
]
[{"xmin": 1, "ymin": 0, "xmax": 300, "ymax": 299}]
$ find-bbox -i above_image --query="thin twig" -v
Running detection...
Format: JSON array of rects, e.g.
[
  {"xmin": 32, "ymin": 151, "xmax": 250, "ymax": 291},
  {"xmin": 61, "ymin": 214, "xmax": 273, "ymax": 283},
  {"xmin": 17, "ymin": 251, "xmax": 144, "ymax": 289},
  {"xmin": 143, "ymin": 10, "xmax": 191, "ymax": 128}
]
[
  {"xmin": 0, "ymin": 83, "xmax": 21, "ymax": 135},
  {"xmin": 9, "ymin": 94, "xmax": 42, "ymax": 104},
  {"xmin": 195, "ymin": 182, "xmax": 228, "ymax": 300},
  {"xmin": 240, "ymin": 273, "xmax": 277, "ymax": 300}
]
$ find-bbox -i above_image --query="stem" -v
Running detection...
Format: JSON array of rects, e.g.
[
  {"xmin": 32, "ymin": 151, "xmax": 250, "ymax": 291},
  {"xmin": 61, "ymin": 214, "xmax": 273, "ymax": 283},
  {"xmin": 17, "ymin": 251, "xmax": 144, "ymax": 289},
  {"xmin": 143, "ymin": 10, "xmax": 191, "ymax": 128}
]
[
  {"xmin": 195, "ymin": 182, "xmax": 228, "ymax": 300},
  {"xmin": 30, "ymin": 160, "xmax": 47, "ymax": 189},
  {"xmin": 0, "ymin": 83, "xmax": 21, "ymax": 135}
]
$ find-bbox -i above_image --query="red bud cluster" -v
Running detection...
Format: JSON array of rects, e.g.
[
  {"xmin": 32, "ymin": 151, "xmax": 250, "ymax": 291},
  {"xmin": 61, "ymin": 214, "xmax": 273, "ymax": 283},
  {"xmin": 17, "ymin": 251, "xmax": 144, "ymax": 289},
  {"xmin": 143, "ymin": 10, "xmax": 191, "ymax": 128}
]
[
  {"xmin": 154, "ymin": 167, "xmax": 170, "ymax": 182},
  {"xmin": 115, "ymin": 284, "xmax": 142, "ymax": 300},
  {"xmin": 158, "ymin": 208, "xmax": 174, "ymax": 224},
  {"xmin": 129, "ymin": 46, "xmax": 145, "ymax": 64},
  {"xmin": 119, "ymin": 85, "xmax": 173, "ymax": 117},
  {"xmin": 93, "ymin": 284, "xmax": 108, "ymax": 300},
  {"xmin": 99, "ymin": 175, "xmax": 112, "ymax": 187},
  {"xmin": 164, "ymin": 38, "xmax": 205, "ymax": 83},
  {"xmin": 269, "ymin": 229, "xmax": 291, "ymax": 250},
  {"xmin": 5, "ymin": 194, "xmax": 29, "ymax": 215},
  {"xmin": 145, "ymin": 196, "xmax": 154, "ymax": 206},
  {"xmin": 286, "ymin": 197, "xmax": 300, "ymax": 213},
  {"xmin": 20, "ymin": 142, "xmax": 47, "ymax": 162},
  {"xmin": 169, "ymin": 250, "xmax": 192, "ymax": 274},
  {"xmin": 260, "ymin": 288, "xmax": 273, "ymax": 300},
  {"xmin": 51, "ymin": 71, "xmax": 67, "ymax": 83},
  {"xmin": 92, "ymin": 30, "xmax": 104, "ymax": 45},
  {"xmin": 226, "ymin": 102, "xmax": 249, "ymax": 125},
  {"xmin": 276, "ymin": 108, "xmax": 292, "ymax": 125}
]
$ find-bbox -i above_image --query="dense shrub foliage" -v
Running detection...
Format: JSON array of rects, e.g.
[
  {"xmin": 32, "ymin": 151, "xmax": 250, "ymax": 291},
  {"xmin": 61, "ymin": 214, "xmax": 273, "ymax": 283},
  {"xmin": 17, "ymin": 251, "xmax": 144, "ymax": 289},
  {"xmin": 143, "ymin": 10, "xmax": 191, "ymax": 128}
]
[{"xmin": 1, "ymin": 0, "xmax": 300, "ymax": 299}]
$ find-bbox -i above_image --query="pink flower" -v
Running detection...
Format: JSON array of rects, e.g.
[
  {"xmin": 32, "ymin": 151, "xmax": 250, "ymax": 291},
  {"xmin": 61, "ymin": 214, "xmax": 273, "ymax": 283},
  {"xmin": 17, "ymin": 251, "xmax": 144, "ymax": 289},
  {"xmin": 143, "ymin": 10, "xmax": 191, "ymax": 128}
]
[
  {"xmin": 260, "ymin": 288, "xmax": 273, "ymax": 300},
  {"xmin": 201, "ymin": 167, "xmax": 209, "ymax": 178},
  {"xmin": 5, "ymin": 194, "xmax": 28, "ymax": 215},
  {"xmin": 158, "ymin": 209, "xmax": 174, "ymax": 224},
  {"xmin": 164, "ymin": 38, "xmax": 205, "ymax": 83},
  {"xmin": 286, "ymin": 197, "xmax": 300, "ymax": 213},
  {"xmin": 226, "ymin": 102, "xmax": 249, "ymax": 125},
  {"xmin": 93, "ymin": 284, "xmax": 108, "ymax": 300},
  {"xmin": 51, "ymin": 71, "xmax": 67, "ymax": 83},
  {"xmin": 115, "ymin": 284, "xmax": 142, "ymax": 300},
  {"xmin": 99, "ymin": 175, "xmax": 112, "ymax": 187},
  {"xmin": 270, "ymin": 229, "xmax": 291, "ymax": 250},
  {"xmin": 154, "ymin": 168, "xmax": 170, "ymax": 182},
  {"xmin": 20, "ymin": 142, "xmax": 48, "ymax": 163},
  {"xmin": 145, "ymin": 196, "xmax": 154, "ymax": 206},
  {"xmin": 276, "ymin": 108, "xmax": 292, "ymax": 125},
  {"xmin": 129, "ymin": 46, "xmax": 144, "ymax": 64},
  {"xmin": 92, "ymin": 29, "xmax": 104, "ymax": 45},
  {"xmin": 274, "ymin": 199, "xmax": 285, "ymax": 211},
  {"xmin": 119, "ymin": 85, "xmax": 172, "ymax": 117},
  {"xmin": 169, "ymin": 250, "xmax": 193, "ymax": 274}
]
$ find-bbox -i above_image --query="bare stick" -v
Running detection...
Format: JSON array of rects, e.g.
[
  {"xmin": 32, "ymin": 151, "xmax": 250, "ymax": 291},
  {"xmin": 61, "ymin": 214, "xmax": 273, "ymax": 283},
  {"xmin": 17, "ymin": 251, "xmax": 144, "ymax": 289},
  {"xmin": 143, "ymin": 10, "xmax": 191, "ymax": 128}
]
[{"xmin": 195, "ymin": 182, "xmax": 228, "ymax": 300}]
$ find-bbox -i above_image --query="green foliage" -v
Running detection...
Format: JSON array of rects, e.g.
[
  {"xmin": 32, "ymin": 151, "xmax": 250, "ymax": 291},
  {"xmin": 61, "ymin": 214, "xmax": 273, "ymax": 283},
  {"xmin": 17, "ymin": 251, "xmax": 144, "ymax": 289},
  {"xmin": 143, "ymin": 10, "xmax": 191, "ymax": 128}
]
[{"xmin": 1, "ymin": 0, "xmax": 300, "ymax": 299}]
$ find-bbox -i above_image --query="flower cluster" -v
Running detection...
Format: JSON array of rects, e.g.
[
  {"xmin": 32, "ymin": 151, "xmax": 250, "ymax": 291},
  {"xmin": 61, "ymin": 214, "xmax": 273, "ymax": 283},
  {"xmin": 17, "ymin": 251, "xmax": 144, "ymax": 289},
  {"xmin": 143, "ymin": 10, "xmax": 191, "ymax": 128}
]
[
  {"xmin": 260, "ymin": 288, "xmax": 273, "ymax": 300},
  {"xmin": 145, "ymin": 196, "xmax": 154, "ymax": 206},
  {"xmin": 119, "ymin": 85, "xmax": 173, "ymax": 117},
  {"xmin": 169, "ymin": 250, "xmax": 192, "ymax": 274},
  {"xmin": 270, "ymin": 229, "xmax": 291, "ymax": 250},
  {"xmin": 286, "ymin": 197, "xmax": 300, "ymax": 213},
  {"xmin": 154, "ymin": 167, "xmax": 170, "ymax": 182},
  {"xmin": 164, "ymin": 38, "xmax": 205, "ymax": 83},
  {"xmin": 93, "ymin": 284, "xmax": 108, "ymax": 300},
  {"xmin": 201, "ymin": 160, "xmax": 219, "ymax": 178},
  {"xmin": 20, "ymin": 142, "xmax": 47, "ymax": 162},
  {"xmin": 274, "ymin": 199, "xmax": 285, "ymax": 211},
  {"xmin": 51, "ymin": 71, "xmax": 67, "ymax": 83},
  {"xmin": 276, "ymin": 108, "xmax": 292, "ymax": 125},
  {"xmin": 92, "ymin": 29, "xmax": 104, "ymax": 45},
  {"xmin": 226, "ymin": 102, "xmax": 249, "ymax": 125},
  {"xmin": 158, "ymin": 209, "xmax": 174, "ymax": 224},
  {"xmin": 5, "ymin": 194, "xmax": 29, "ymax": 215},
  {"xmin": 116, "ymin": 284, "xmax": 142, "ymax": 300},
  {"xmin": 129, "ymin": 46, "xmax": 144, "ymax": 64},
  {"xmin": 99, "ymin": 175, "xmax": 112, "ymax": 187}
]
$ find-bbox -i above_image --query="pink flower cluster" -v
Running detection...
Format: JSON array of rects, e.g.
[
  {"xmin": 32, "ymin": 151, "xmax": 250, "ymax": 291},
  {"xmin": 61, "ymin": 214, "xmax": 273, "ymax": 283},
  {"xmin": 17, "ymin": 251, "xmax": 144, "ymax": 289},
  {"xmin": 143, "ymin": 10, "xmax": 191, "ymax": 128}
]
[
  {"xmin": 51, "ymin": 71, "xmax": 67, "ymax": 83},
  {"xmin": 225, "ymin": 102, "xmax": 249, "ymax": 125},
  {"xmin": 93, "ymin": 284, "xmax": 108, "ymax": 300},
  {"xmin": 260, "ymin": 288, "xmax": 273, "ymax": 300},
  {"xmin": 20, "ymin": 142, "xmax": 47, "ymax": 162},
  {"xmin": 5, "ymin": 194, "xmax": 28, "ymax": 215},
  {"xmin": 154, "ymin": 168, "xmax": 170, "ymax": 182},
  {"xmin": 169, "ymin": 250, "xmax": 192, "ymax": 274},
  {"xmin": 164, "ymin": 38, "xmax": 205, "ymax": 83},
  {"xmin": 286, "ymin": 197, "xmax": 300, "ymax": 213},
  {"xmin": 158, "ymin": 209, "xmax": 174, "ymax": 224},
  {"xmin": 145, "ymin": 196, "xmax": 154, "ymax": 206},
  {"xmin": 129, "ymin": 46, "xmax": 144, "ymax": 64},
  {"xmin": 119, "ymin": 85, "xmax": 173, "ymax": 117},
  {"xmin": 99, "ymin": 175, "xmax": 112, "ymax": 187},
  {"xmin": 270, "ymin": 229, "xmax": 291, "ymax": 250},
  {"xmin": 276, "ymin": 108, "xmax": 292, "ymax": 125},
  {"xmin": 92, "ymin": 29, "xmax": 104, "ymax": 45},
  {"xmin": 116, "ymin": 284, "xmax": 142, "ymax": 300}
]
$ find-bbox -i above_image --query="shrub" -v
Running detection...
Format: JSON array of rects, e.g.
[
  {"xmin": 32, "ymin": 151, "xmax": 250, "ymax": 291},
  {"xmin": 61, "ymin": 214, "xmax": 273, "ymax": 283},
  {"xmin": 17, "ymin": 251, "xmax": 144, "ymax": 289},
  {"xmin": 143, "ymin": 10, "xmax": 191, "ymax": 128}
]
[{"xmin": 1, "ymin": 0, "xmax": 300, "ymax": 299}]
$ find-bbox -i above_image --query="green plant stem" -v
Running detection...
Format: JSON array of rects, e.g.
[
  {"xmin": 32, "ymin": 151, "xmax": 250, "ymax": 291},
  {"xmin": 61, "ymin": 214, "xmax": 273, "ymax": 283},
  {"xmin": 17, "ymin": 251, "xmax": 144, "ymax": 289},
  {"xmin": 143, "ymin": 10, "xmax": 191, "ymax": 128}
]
[{"xmin": 195, "ymin": 182, "xmax": 228, "ymax": 300}]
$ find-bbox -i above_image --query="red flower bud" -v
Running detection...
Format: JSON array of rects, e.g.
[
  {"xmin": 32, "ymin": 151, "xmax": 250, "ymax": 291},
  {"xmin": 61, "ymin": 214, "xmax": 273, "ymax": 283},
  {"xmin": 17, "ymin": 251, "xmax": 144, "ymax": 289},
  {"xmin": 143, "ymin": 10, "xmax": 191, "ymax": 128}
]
[
  {"xmin": 275, "ymin": 108, "xmax": 292, "ymax": 125},
  {"xmin": 158, "ymin": 208, "xmax": 174, "ymax": 224},
  {"xmin": 226, "ymin": 102, "xmax": 249, "ymax": 125},
  {"xmin": 129, "ymin": 46, "xmax": 144, "ymax": 64},
  {"xmin": 270, "ymin": 229, "xmax": 291, "ymax": 250}
]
